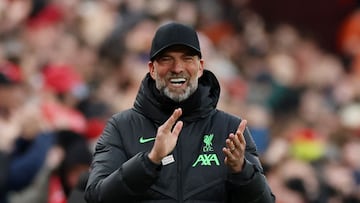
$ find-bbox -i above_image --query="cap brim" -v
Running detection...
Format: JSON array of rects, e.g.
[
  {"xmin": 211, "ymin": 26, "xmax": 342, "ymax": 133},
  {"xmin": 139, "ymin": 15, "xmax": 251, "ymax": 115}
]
[{"xmin": 150, "ymin": 43, "xmax": 201, "ymax": 61}]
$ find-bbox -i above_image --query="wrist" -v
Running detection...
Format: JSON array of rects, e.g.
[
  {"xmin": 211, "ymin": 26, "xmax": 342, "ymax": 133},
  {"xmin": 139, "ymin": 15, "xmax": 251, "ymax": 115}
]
[
  {"xmin": 0, "ymin": 141, "xmax": 14, "ymax": 153},
  {"xmin": 148, "ymin": 150, "xmax": 162, "ymax": 164}
]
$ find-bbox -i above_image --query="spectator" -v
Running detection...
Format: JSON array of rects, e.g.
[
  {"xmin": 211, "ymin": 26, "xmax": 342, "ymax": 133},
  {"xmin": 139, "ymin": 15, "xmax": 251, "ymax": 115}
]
[{"xmin": 0, "ymin": 59, "xmax": 55, "ymax": 203}]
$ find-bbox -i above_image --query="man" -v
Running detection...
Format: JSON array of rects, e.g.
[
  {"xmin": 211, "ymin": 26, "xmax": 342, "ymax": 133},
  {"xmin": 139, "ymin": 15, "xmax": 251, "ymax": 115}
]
[
  {"xmin": 0, "ymin": 61, "xmax": 55, "ymax": 203},
  {"xmin": 85, "ymin": 22, "xmax": 275, "ymax": 202}
]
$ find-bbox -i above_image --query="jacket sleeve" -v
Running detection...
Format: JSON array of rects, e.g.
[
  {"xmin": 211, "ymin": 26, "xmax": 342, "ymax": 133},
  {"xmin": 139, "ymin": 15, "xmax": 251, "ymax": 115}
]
[
  {"xmin": 85, "ymin": 117, "xmax": 161, "ymax": 203},
  {"xmin": 227, "ymin": 127, "xmax": 276, "ymax": 203},
  {"xmin": 8, "ymin": 132, "xmax": 54, "ymax": 191}
]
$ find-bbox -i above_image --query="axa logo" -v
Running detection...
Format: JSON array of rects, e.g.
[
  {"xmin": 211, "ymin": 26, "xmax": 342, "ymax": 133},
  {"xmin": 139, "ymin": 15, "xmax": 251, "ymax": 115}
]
[
  {"xmin": 192, "ymin": 154, "xmax": 220, "ymax": 167},
  {"xmin": 192, "ymin": 134, "xmax": 220, "ymax": 167}
]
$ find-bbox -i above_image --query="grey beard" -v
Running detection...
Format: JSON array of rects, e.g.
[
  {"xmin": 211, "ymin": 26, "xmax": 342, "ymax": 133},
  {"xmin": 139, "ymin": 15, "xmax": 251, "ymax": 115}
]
[{"xmin": 157, "ymin": 82, "xmax": 198, "ymax": 102}]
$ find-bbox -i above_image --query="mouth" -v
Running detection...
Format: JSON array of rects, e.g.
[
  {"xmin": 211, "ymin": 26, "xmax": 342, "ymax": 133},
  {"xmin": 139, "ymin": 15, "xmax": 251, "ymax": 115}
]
[{"xmin": 169, "ymin": 77, "xmax": 187, "ymax": 87}]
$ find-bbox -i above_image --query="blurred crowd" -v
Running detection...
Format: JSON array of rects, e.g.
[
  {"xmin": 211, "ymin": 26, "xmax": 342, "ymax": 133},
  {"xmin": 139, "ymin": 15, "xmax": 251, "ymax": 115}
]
[{"xmin": 1, "ymin": 0, "xmax": 360, "ymax": 203}]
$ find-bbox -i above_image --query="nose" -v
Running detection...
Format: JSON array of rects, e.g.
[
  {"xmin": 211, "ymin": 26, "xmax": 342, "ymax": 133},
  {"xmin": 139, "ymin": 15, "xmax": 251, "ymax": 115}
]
[{"xmin": 172, "ymin": 59, "xmax": 184, "ymax": 73}]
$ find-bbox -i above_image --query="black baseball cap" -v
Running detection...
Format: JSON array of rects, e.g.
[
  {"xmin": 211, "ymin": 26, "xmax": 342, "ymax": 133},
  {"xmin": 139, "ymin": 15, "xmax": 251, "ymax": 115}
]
[{"xmin": 150, "ymin": 22, "xmax": 201, "ymax": 61}]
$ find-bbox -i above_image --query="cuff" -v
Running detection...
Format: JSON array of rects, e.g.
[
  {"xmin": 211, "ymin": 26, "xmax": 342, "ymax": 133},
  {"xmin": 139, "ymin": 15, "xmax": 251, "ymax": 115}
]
[
  {"xmin": 122, "ymin": 152, "xmax": 161, "ymax": 192},
  {"xmin": 144, "ymin": 152, "xmax": 162, "ymax": 172},
  {"xmin": 228, "ymin": 159, "xmax": 255, "ymax": 183}
]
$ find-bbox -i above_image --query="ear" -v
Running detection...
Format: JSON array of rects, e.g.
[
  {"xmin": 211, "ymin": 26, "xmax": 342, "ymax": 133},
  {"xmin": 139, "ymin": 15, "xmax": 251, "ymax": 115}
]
[
  {"xmin": 198, "ymin": 59, "xmax": 204, "ymax": 78},
  {"xmin": 148, "ymin": 61, "xmax": 156, "ymax": 79}
]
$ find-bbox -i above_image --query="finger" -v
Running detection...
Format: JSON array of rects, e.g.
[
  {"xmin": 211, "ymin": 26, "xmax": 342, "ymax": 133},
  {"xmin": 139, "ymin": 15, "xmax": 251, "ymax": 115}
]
[
  {"xmin": 228, "ymin": 132, "xmax": 241, "ymax": 150},
  {"xmin": 222, "ymin": 147, "xmax": 236, "ymax": 160},
  {"xmin": 162, "ymin": 108, "xmax": 182, "ymax": 131},
  {"xmin": 236, "ymin": 130, "xmax": 246, "ymax": 147},
  {"xmin": 171, "ymin": 121, "xmax": 183, "ymax": 137},
  {"xmin": 237, "ymin": 119, "xmax": 247, "ymax": 135},
  {"xmin": 236, "ymin": 120, "xmax": 247, "ymax": 144},
  {"xmin": 226, "ymin": 136, "xmax": 236, "ymax": 151},
  {"xmin": 222, "ymin": 147, "xmax": 233, "ymax": 157}
]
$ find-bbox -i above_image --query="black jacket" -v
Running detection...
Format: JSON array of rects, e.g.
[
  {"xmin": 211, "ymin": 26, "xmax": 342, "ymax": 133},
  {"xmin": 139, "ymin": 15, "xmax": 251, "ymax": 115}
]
[
  {"xmin": 0, "ymin": 152, "xmax": 9, "ymax": 203},
  {"xmin": 85, "ymin": 70, "xmax": 275, "ymax": 203}
]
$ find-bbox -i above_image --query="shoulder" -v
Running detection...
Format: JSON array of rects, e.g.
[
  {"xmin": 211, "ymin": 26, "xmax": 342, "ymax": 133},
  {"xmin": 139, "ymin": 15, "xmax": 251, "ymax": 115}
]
[
  {"xmin": 97, "ymin": 109, "xmax": 141, "ymax": 145},
  {"xmin": 111, "ymin": 109, "xmax": 135, "ymax": 120},
  {"xmin": 214, "ymin": 109, "xmax": 258, "ymax": 151},
  {"xmin": 100, "ymin": 109, "xmax": 138, "ymax": 133},
  {"xmin": 213, "ymin": 109, "xmax": 242, "ymax": 127},
  {"xmin": 105, "ymin": 108, "xmax": 151, "ymax": 131},
  {"xmin": 110, "ymin": 108, "xmax": 145, "ymax": 123}
]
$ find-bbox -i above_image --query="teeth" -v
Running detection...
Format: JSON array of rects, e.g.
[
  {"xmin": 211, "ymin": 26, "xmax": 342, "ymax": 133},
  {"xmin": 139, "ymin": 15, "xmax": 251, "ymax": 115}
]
[{"xmin": 170, "ymin": 78, "xmax": 186, "ymax": 83}]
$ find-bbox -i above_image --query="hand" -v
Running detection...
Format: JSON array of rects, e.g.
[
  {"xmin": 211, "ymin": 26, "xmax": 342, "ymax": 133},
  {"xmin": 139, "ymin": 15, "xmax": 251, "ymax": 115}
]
[
  {"xmin": 148, "ymin": 108, "xmax": 183, "ymax": 164},
  {"xmin": 223, "ymin": 119, "xmax": 247, "ymax": 173},
  {"xmin": 45, "ymin": 146, "xmax": 65, "ymax": 170},
  {"xmin": 0, "ymin": 113, "xmax": 22, "ymax": 152},
  {"xmin": 19, "ymin": 102, "xmax": 46, "ymax": 140}
]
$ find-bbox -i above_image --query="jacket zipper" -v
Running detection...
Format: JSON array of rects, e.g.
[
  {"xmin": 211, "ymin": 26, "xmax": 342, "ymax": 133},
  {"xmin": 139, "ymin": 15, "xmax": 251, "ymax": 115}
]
[{"xmin": 177, "ymin": 132, "xmax": 183, "ymax": 202}]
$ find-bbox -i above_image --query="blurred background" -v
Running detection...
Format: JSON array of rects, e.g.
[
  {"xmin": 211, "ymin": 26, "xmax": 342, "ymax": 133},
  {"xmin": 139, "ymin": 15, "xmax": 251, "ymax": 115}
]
[{"xmin": 0, "ymin": 0, "xmax": 360, "ymax": 203}]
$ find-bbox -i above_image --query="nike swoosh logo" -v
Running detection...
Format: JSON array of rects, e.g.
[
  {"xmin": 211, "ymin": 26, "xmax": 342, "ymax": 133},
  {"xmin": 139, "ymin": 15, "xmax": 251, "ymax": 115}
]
[{"xmin": 139, "ymin": 136, "xmax": 156, "ymax": 144}]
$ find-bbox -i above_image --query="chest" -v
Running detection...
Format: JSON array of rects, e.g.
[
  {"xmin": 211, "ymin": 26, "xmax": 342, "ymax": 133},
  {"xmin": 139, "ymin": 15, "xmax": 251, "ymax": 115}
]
[{"xmin": 118, "ymin": 113, "xmax": 240, "ymax": 200}]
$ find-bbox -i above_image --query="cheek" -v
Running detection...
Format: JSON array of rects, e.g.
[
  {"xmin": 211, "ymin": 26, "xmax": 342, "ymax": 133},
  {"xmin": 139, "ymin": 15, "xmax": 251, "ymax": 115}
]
[
  {"xmin": 153, "ymin": 68, "xmax": 168, "ymax": 79},
  {"xmin": 191, "ymin": 66, "xmax": 202, "ymax": 78},
  {"xmin": 0, "ymin": 89, "xmax": 20, "ymax": 108},
  {"xmin": 197, "ymin": 66, "xmax": 204, "ymax": 78}
]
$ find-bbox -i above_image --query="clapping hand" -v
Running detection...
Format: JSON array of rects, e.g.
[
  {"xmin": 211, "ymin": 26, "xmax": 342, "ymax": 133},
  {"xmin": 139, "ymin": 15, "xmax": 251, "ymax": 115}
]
[
  {"xmin": 223, "ymin": 120, "xmax": 247, "ymax": 173},
  {"xmin": 148, "ymin": 108, "xmax": 183, "ymax": 164}
]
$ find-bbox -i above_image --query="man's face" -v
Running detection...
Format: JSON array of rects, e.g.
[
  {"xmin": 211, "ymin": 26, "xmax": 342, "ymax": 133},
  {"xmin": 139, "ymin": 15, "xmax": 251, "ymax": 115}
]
[
  {"xmin": 0, "ymin": 85, "xmax": 24, "ymax": 119},
  {"xmin": 148, "ymin": 46, "xmax": 204, "ymax": 102}
]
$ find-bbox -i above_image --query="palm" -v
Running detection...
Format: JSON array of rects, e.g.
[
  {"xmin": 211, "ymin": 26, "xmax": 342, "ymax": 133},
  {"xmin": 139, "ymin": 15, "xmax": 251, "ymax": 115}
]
[{"xmin": 148, "ymin": 108, "xmax": 183, "ymax": 164}]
